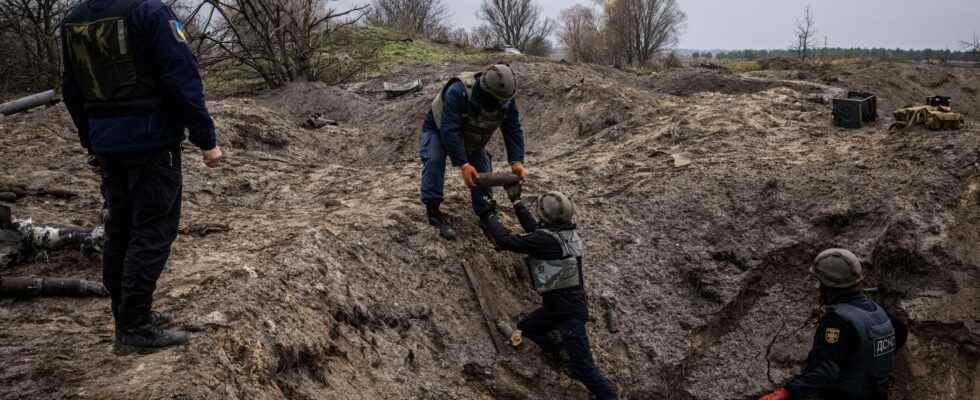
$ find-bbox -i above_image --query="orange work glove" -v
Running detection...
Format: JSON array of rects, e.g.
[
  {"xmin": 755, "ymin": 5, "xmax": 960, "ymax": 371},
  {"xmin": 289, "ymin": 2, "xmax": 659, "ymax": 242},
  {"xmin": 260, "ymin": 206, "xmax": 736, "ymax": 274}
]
[
  {"xmin": 511, "ymin": 162, "xmax": 529, "ymax": 183},
  {"xmin": 759, "ymin": 388, "xmax": 789, "ymax": 400},
  {"xmin": 460, "ymin": 163, "xmax": 478, "ymax": 188}
]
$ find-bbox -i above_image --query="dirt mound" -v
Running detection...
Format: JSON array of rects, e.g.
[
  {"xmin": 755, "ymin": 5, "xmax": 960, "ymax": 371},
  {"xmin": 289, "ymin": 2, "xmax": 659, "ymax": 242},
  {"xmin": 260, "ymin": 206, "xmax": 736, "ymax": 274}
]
[
  {"xmin": 753, "ymin": 61, "xmax": 980, "ymax": 120},
  {"xmin": 255, "ymin": 82, "xmax": 377, "ymax": 125},
  {"xmin": 832, "ymin": 62, "xmax": 980, "ymax": 119},
  {"xmin": 645, "ymin": 68, "xmax": 785, "ymax": 96},
  {"xmin": 1, "ymin": 60, "xmax": 978, "ymax": 400}
]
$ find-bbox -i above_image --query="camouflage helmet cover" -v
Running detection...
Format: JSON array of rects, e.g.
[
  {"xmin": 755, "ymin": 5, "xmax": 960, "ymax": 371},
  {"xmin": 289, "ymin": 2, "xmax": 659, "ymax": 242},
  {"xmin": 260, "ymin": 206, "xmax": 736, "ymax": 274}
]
[
  {"xmin": 811, "ymin": 248, "xmax": 864, "ymax": 288},
  {"xmin": 480, "ymin": 64, "xmax": 517, "ymax": 101},
  {"xmin": 536, "ymin": 191, "xmax": 575, "ymax": 226}
]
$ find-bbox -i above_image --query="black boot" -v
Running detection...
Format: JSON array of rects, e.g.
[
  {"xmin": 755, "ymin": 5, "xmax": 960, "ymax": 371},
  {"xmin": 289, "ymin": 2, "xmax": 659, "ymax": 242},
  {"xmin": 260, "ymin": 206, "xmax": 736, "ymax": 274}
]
[
  {"xmin": 425, "ymin": 202, "xmax": 456, "ymax": 241},
  {"xmin": 541, "ymin": 349, "xmax": 572, "ymax": 374},
  {"xmin": 115, "ymin": 319, "xmax": 190, "ymax": 355},
  {"xmin": 149, "ymin": 311, "xmax": 175, "ymax": 326},
  {"xmin": 114, "ymin": 311, "xmax": 175, "ymax": 337}
]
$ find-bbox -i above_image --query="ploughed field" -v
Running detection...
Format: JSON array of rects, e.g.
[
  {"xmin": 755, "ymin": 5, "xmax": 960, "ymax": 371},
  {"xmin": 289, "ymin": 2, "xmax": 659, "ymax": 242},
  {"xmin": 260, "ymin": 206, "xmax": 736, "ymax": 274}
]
[{"xmin": 0, "ymin": 60, "xmax": 978, "ymax": 399}]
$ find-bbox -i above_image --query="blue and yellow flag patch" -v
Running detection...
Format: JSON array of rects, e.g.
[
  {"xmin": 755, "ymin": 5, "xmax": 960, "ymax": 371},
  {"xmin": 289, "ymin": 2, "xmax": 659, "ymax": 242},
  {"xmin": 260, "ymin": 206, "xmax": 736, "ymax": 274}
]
[{"xmin": 169, "ymin": 20, "xmax": 187, "ymax": 43}]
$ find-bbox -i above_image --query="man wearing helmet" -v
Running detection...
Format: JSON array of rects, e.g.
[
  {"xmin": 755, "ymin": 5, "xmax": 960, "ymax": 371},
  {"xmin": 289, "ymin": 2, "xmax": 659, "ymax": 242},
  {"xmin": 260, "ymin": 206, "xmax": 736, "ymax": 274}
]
[
  {"xmin": 420, "ymin": 64, "xmax": 528, "ymax": 240},
  {"xmin": 479, "ymin": 186, "xmax": 618, "ymax": 400},
  {"xmin": 760, "ymin": 249, "xmax": 908, "ymax": 400}
]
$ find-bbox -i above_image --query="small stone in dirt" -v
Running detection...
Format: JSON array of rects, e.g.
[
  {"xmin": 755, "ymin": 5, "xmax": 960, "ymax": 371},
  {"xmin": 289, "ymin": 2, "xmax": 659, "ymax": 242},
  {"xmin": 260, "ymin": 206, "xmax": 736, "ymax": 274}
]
[
  {"xmin": 188, "ymin": 311, "xmax": 231, "ymax": 331},
  {"xmin": 303, "ymin": 113, "xmax": 338, "ymax": 129},
  {"xmin": 461, "ymin": 362, "xmax": 493, "ymax": 382},
  {"xmin": 180, "ymin": 223, "xmax": 232, "ymax": 237},
  {"xmin": 672, "ymin": 153, "xmax": 693, "ymax": 167}
]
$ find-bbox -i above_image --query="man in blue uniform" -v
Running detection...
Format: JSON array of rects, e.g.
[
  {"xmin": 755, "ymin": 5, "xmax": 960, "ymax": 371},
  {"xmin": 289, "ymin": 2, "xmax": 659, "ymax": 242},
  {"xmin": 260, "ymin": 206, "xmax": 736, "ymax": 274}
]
[
  {"xmin": 61, "ymin": 0, "xmax": 221, "ymax": 354},
  {"xmin": 480, "ymin": 186, "xmax": 618, "ymax": 400},
  {"xmin": 419, "ymin": 64, "xmax": 528, "ymax": 240},
  {"xmin": 760, "ymin": 249, "xmax": 908, "ymax": 400}
]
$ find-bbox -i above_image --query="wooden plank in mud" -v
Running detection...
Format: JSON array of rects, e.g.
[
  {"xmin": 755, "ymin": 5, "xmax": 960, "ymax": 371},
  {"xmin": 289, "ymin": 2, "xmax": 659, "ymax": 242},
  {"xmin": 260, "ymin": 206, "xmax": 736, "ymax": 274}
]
[{"xmin": 462, "ymin": 261, "xmax": 505, "ymax": 354}]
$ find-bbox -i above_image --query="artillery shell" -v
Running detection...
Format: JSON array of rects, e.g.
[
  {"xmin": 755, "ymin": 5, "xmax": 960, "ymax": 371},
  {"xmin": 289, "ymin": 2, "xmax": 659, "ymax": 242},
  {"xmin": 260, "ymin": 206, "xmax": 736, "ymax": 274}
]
[
  {"xmin": 605, "ymin": 306, "xmax": 619, "ymax": 333},
  {"xmin": 496, "ymin": 320, "xmax": 523, "ymax": 347},
  {"xmin": 474, "ymin": 172, "xmax": 521, "ymax": 188}
]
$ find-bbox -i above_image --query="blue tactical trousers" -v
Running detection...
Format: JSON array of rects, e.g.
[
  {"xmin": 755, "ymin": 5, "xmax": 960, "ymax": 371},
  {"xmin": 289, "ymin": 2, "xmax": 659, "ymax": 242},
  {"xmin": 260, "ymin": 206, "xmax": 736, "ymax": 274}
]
[
  {"xmin": 518, "ymin": 306, "xmax": 619, "ymax": 400},
  {"xmin": 419, "ymin": 127, "xmax": 494, "ymax": 216}
]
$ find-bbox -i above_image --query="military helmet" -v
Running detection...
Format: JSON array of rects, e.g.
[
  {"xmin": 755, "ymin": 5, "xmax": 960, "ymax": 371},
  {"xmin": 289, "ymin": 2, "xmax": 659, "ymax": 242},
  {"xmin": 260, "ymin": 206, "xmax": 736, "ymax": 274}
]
[
  {"xmin": 536, "ymin": 191, "xmax": 575, "ymax": 226},
  {"xmin": 480, "ymin": 64, "xmax": 517, "ymax": 101},
  {"xmin": 810, "ymin": 249, "xmax": 864, "ymax": 288}
]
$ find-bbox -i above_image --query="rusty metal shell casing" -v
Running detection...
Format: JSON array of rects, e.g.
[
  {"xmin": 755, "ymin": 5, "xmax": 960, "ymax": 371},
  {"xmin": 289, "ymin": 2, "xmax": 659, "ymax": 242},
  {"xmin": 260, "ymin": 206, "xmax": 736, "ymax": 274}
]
[
  {"xmin": 605, "ymin": 306, "xmax": 619, "ymax": 333},
  {"xmin": 496, "ymin": 320, "xmax": 523, "ymax": 347},
  {"xmin": 474, "ymin": 172, "xmax": 521, "ymax": 188}
]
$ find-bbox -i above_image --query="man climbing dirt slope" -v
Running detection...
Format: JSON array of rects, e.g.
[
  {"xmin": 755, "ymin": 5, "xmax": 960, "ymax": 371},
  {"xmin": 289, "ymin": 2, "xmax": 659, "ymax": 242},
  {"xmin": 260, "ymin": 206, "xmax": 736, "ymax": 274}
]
[{"xmin": 0, "ymin": 60, "xmax": 978, "ymax": 399}]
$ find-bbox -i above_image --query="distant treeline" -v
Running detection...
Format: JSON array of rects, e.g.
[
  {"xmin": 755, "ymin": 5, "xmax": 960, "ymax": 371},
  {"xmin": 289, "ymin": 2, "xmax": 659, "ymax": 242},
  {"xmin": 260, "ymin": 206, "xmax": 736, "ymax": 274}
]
[{"xmin": 697, "ymin": 48, "xmax": 978, "ymax": 62}]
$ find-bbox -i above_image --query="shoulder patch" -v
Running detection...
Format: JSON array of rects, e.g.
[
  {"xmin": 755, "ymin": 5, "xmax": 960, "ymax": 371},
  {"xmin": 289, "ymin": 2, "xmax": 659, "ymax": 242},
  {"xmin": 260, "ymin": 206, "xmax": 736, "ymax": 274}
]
[
  {"xmin": 824, "ymin": 327, "xmax": 841, "ymax": 344},
  {"xmin": 169, "ymin": 20, "xmax": 187, "ymax": 43}
]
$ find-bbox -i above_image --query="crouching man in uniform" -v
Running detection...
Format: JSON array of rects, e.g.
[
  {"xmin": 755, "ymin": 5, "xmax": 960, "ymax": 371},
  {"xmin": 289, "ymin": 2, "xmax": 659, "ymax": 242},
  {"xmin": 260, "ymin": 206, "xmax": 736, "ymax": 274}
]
[
  {"xmin": 760, "ymin": 249, "xmax": 908, "ymax": 400},
  {"xmin": 479, "ymin": 186, "xmax": 618, "ymax": 400},
  {"xmin": 419, "ymin": 64, "xmax": 529, "ymax": 240}
]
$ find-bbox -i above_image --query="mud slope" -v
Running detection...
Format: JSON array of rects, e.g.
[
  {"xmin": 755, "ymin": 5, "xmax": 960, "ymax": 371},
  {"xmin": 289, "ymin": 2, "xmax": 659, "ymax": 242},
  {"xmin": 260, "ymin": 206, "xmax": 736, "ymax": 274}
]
[{"xmin": 0, "ymin": 61, "xmax": 978, "ymax": 400}]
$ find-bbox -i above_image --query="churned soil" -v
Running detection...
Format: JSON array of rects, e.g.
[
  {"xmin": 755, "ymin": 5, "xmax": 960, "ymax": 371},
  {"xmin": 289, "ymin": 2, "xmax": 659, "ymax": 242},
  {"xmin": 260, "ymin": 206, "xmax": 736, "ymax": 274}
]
[{"xmin": 0, "ymin": 60, "xmax": 978, "ymax": 400}]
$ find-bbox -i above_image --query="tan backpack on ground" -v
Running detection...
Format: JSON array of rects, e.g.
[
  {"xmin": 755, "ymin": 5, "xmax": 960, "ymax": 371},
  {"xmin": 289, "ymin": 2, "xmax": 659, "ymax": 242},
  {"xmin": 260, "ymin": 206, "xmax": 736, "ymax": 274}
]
[{"xmin": 891, "ymin": 105, "xmax": 965, "ymax": 131}]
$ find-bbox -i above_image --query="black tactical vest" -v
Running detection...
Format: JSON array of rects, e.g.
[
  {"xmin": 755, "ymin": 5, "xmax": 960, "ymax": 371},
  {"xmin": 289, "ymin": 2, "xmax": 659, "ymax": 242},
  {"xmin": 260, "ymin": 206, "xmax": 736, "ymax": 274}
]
[
  {"xmin": 431, "ymin": 73, "xmax": 509, "ymax": 154},
  {"xmin": 62, "ymin": 0, "xmax": 161, "ymax": 117},
  {"xmin": 828, "ymin": 301, "xmax": 897, "ymax": 398}
]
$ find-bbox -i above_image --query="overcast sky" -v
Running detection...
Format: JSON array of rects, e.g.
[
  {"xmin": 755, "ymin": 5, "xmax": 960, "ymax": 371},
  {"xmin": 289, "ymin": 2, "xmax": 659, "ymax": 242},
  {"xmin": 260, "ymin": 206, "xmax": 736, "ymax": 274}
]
[{"xmin": 333, "ymin": 0, "xmax": 979, "ymax": 50}]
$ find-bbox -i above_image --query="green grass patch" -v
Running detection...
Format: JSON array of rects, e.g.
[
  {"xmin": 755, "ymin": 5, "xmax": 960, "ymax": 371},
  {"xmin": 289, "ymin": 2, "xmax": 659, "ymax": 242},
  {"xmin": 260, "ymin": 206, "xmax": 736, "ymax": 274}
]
[
  {"xmin": 726, "ymin": 60, "xmax": 763, "ymax": 73},
  {"xmin": 345, "ymin": 25, "xmax": 486, "ymax": 71}
]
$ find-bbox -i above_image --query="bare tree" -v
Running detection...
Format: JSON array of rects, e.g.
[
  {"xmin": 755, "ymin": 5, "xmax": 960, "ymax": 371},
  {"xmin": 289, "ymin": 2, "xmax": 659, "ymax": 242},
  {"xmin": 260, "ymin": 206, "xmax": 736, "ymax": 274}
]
[
  {"xmin": 962, "ymin": 32, "xmax": 980, "ymax": 60},
  {"xmin": 367, "ymin": 0, "xmax": 449, "ymax": 38},
  {"xmin": 525, "ymin": 35, "xmax": 553, "ymax": 57},
  {"xmin": 446, "ymin": 27, "xmax": 470, "ymax": 46},
  {"xmin": 192, "ymin": 0, "xmax": 370, "ymax": 87},
  {"xmin": 559, "ymin": 4, "xmax": 603, "ymax": 63},
  {"xmin": 791, "ymin": 5, "xmax": 817, "ymax": 63},
  {"xmin": 469, "ymin": 24, "xmax": 499, "ymax": 50},
  {"xmin": 604, "ymin": 0, "xmax": 686, "ymax": 66},
  {"xmin": 0, "ymin": 0, "xmax": 72, "ymax": 89},
  {"xmin": 477, "ymin": 0, "xmax": 554, "ymax": 56}
]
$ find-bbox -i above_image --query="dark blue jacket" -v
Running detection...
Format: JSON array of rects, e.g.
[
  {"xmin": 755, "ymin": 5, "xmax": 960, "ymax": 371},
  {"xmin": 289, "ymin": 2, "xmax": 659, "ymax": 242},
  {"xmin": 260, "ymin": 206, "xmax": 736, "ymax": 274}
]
[
  {"xmin": 481, "ymin": 202, "xmax": 588, "ymax": 321},
  {"xmin": 786, "ymin": 293, "xmax": 907, "ymax": 399},
  {"xmin": 61, "ymin": 0, "xmax": 216, "ymax": 154},
  {"xmin": 423, "ymin": 79, "xmax": 525, "ymax": 167}
]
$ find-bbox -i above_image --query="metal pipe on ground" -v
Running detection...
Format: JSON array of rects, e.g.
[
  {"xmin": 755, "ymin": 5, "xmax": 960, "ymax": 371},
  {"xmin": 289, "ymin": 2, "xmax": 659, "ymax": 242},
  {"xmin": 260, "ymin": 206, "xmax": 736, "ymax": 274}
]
[
  {"xmin": 0, "ymin": 276, "xmax": 109, "ymax": 297},
  {"xmin": 474, "ymin": 172, "xmax": 521, "ymax": 188},
  {"xmin": 0, "ymin": 90, "xmax": 61, "ymax": 117}
]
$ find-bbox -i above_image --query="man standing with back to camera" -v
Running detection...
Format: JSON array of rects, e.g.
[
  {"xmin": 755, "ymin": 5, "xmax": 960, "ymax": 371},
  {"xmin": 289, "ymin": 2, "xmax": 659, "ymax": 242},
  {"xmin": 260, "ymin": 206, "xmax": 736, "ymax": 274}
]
[{"xmin": 61, "ymin": 0, "xmax": 221, "ymax": 354}]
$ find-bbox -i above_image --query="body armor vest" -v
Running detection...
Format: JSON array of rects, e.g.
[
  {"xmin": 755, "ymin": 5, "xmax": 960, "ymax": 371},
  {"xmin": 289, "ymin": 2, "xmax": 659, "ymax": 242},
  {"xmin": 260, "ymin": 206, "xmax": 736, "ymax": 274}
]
[
  {"xmin": 526, "ymin": 228, "xmax": 584, "ymax": 294},
  {"xmin": 63, "ymin": 0, "xmax": 161, "ymax": 117},
  {"xmin": 431, "ymin": 73, "xmax": 509, "ymax": 154},
  {"xmin": 828, "ymin": 301, "xmax": 897, "ymax": 398}
]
